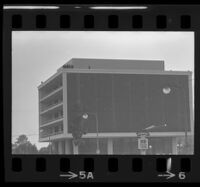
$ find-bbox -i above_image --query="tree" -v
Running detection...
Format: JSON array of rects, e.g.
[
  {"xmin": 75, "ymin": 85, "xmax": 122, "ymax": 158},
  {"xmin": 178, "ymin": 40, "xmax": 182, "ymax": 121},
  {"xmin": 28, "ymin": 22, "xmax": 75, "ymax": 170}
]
[
  {"xmin": 12, "ymin": 135, "xmax": 38, "ymax": 154},
  {"xmin": 70, "ymin": 115, "xmax": 85, "ymax": 145},
  {"xmin": 38, "ymin": 144, "xmax": 53, "ymax": 154},
  {"xmin": 69, "ymin": 113, "xmax": 89, "ymax": 146},
  {"xmin": 39, "ymin": 146, "xmax": 50, "ymax": 154},
  {"xmin": 15, "ymin": 134, "xmax": 28, "ymax": 145}
]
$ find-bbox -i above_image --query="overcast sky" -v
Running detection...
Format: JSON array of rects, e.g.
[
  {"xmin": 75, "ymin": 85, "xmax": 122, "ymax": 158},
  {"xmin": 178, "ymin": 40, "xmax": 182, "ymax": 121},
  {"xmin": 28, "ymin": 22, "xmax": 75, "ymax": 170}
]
[{"xmin": 12, "ymin": 31, "xmax": 194, "ymax": 149}]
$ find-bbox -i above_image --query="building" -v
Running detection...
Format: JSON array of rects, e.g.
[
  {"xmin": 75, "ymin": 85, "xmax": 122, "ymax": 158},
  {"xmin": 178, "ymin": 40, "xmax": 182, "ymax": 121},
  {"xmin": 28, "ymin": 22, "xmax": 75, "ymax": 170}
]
[{"xmin": 38, "ymin": 58, "xmax": 194, "ymax": 155}]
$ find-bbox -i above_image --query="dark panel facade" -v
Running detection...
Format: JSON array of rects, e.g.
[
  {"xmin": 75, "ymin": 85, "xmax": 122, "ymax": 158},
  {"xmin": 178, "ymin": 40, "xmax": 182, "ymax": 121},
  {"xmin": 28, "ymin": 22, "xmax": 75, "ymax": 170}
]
[{"xmin": 67, "ymin": 73, "xmax": 190, "ymax": 133}]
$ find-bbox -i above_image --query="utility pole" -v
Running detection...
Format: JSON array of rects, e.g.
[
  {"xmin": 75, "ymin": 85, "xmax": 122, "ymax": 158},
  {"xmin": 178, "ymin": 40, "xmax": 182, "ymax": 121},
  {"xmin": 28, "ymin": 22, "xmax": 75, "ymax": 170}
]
[
  {"xmin": 82, "ymin": 112, "xmax": 100, "ymax": 154},
  {"xmin": 94, "ymin": 113, "xmax": 100, "ymax": 154}
]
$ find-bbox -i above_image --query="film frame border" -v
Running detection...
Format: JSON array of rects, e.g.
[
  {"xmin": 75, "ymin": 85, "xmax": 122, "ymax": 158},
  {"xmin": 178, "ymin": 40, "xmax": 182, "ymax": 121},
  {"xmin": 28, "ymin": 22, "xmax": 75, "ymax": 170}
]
[{"xmin": 3, "ymin": 4, "xmax": 200, "ymax": 182}]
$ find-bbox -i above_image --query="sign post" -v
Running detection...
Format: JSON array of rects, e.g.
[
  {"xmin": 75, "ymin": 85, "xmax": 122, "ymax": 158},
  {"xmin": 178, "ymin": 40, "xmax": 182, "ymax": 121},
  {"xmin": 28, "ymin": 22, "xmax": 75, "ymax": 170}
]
[{"xmin": 137, "ymin": 132, "xmax": 150, "ymax": 155}]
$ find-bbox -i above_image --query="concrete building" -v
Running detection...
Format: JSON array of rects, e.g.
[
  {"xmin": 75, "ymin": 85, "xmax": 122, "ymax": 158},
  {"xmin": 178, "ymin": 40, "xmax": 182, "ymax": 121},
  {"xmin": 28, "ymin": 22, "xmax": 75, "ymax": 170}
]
[{"xmin": 38, "ymin": 58, "xmax": 194, "ymax": 155}]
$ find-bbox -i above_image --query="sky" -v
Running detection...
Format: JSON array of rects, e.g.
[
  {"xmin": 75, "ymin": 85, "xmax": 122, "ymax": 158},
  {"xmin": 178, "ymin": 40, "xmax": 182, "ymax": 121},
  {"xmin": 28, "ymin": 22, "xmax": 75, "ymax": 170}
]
[{"xmin": 12, "ymin": 31, "xmax": 194, "ymax": 149}]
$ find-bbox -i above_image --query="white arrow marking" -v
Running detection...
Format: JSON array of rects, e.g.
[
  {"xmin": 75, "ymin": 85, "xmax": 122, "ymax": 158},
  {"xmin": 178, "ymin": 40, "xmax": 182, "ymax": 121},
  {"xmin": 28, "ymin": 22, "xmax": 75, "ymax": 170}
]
[
  {"xmin": 158, "ymin": 171, "xmax": 176, "ymax": 179},
  {"xmin": 60, "ymin": 171, "xmax": 78, "ymax": 179}
]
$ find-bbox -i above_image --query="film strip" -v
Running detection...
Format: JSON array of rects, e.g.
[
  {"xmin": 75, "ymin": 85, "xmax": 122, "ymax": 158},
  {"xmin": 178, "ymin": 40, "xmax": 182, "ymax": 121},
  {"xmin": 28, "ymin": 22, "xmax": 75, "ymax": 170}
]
[{"xmin": 3, "ymin": 4, "xmax": 200, "ymax": 183}]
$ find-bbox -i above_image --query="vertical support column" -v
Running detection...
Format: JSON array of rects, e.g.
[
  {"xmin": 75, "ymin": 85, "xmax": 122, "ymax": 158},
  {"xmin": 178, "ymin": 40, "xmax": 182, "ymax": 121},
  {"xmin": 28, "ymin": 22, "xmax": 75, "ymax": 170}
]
[
  {"xmin": 73, "ymin": 142, "xmax": 79, "ymax": 155},
  {"xmin": 172, "ymin": 137, "xmax": 178, "ymax": 155},
  {"xmin": 108, "ymin": 139, "xmax": 113, "ymax": 155},
  {"xmin": 52, "ymin": 141, "xmax": 58, "ymax": 154},
  {"xmin": 111, "ymin": 76, "xmax": 116, "ymax": 133},
  {"xmin": 140, "ymin": 150, "xmax": 146, "ymax": 155},
  {"xmin": 62, "ymin": 71, "xmax": 68, "ymax": 135},
  {"xmin": 38, "ymin": 89, "xmax": 41, "ymax": 140},
  {"xmin": 58, "ymin": 141, "xmax": 64, "ymax": 154},
  {"xmin": 65, "ymin": 139, "xmax": 72, "ymax": 154},
  {"xmin": 188, "ymin": 73, "xmax": 194, "ymax": 136}
]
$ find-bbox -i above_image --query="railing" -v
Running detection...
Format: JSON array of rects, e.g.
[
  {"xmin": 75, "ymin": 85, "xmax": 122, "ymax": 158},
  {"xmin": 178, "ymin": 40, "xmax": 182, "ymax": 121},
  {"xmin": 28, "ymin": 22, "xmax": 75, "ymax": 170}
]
[
  {"xmin": 41, "ymin": 101, "xmax": 63, "ymax": 113},
  {"xmin": 42, "ymin": 115, "xmax": 63, "ymax": 125},
  {"xmin": 40, "ymin": 130, "xmax": 63, "ymax": 138},
  {"xmin": 40, "ymin": 85, "xmax": 62, "ymax": 100}
]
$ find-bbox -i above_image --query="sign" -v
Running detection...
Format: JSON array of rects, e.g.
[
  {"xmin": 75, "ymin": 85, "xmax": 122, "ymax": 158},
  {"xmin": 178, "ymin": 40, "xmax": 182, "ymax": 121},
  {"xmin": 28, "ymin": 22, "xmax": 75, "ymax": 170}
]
[
  {"xmin": 138, "ymin": 137, "xmax": 149, "ymax": 150},
  {"xmin": 136, "ymin": 132, "xmax": 150, "ymax": 138}
]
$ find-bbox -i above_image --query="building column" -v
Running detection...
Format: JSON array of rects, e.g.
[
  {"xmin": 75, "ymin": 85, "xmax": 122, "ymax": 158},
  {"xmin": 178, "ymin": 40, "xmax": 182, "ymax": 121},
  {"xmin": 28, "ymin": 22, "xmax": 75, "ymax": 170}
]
[
  {"xmin": 65, "ymin": 139, "xmax": 72, "ymax": 154},
  {"xmin": 58, "ymin": 141, "xmax": 64, "ymax": 154},
  {"xmin": 172, "ymin": 137, "xmax": 178, "ymax": 155},
  {"xmin": 62, "ymin": 72, "xmax": 68, "ymax": 135},
  {"xmin": 108, "ymin": 139, "xmax": 113, "ymax": 155},
  {"xmin": 52, "ymin": 141, "xmax": 58, "ymax": 154},
  {"xmin": 72, "ymin": 142, "xmax": 79, "ymax": 155}
]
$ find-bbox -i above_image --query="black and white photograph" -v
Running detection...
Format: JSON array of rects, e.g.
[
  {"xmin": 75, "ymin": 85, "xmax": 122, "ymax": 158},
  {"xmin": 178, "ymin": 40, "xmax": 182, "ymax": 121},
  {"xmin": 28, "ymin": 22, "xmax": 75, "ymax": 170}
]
[{"xmin": 12, "ymin": 31, "xmax": 194, "ymax": 155}]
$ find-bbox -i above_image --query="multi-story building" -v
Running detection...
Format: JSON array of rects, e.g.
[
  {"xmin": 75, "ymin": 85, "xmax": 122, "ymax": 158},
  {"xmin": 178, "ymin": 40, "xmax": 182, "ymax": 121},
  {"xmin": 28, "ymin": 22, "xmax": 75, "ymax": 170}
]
[{"xmin": 38, "ymin": 58, "xmax": 194, "ymax": 155}]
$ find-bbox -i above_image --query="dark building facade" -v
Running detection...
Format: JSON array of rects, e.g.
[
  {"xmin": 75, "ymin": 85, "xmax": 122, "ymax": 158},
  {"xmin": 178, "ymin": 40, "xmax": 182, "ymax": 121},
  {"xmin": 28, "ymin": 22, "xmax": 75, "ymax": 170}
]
[{"xmin": 38, "ymin": 58, "xmax": 194, "ymax": 154}]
